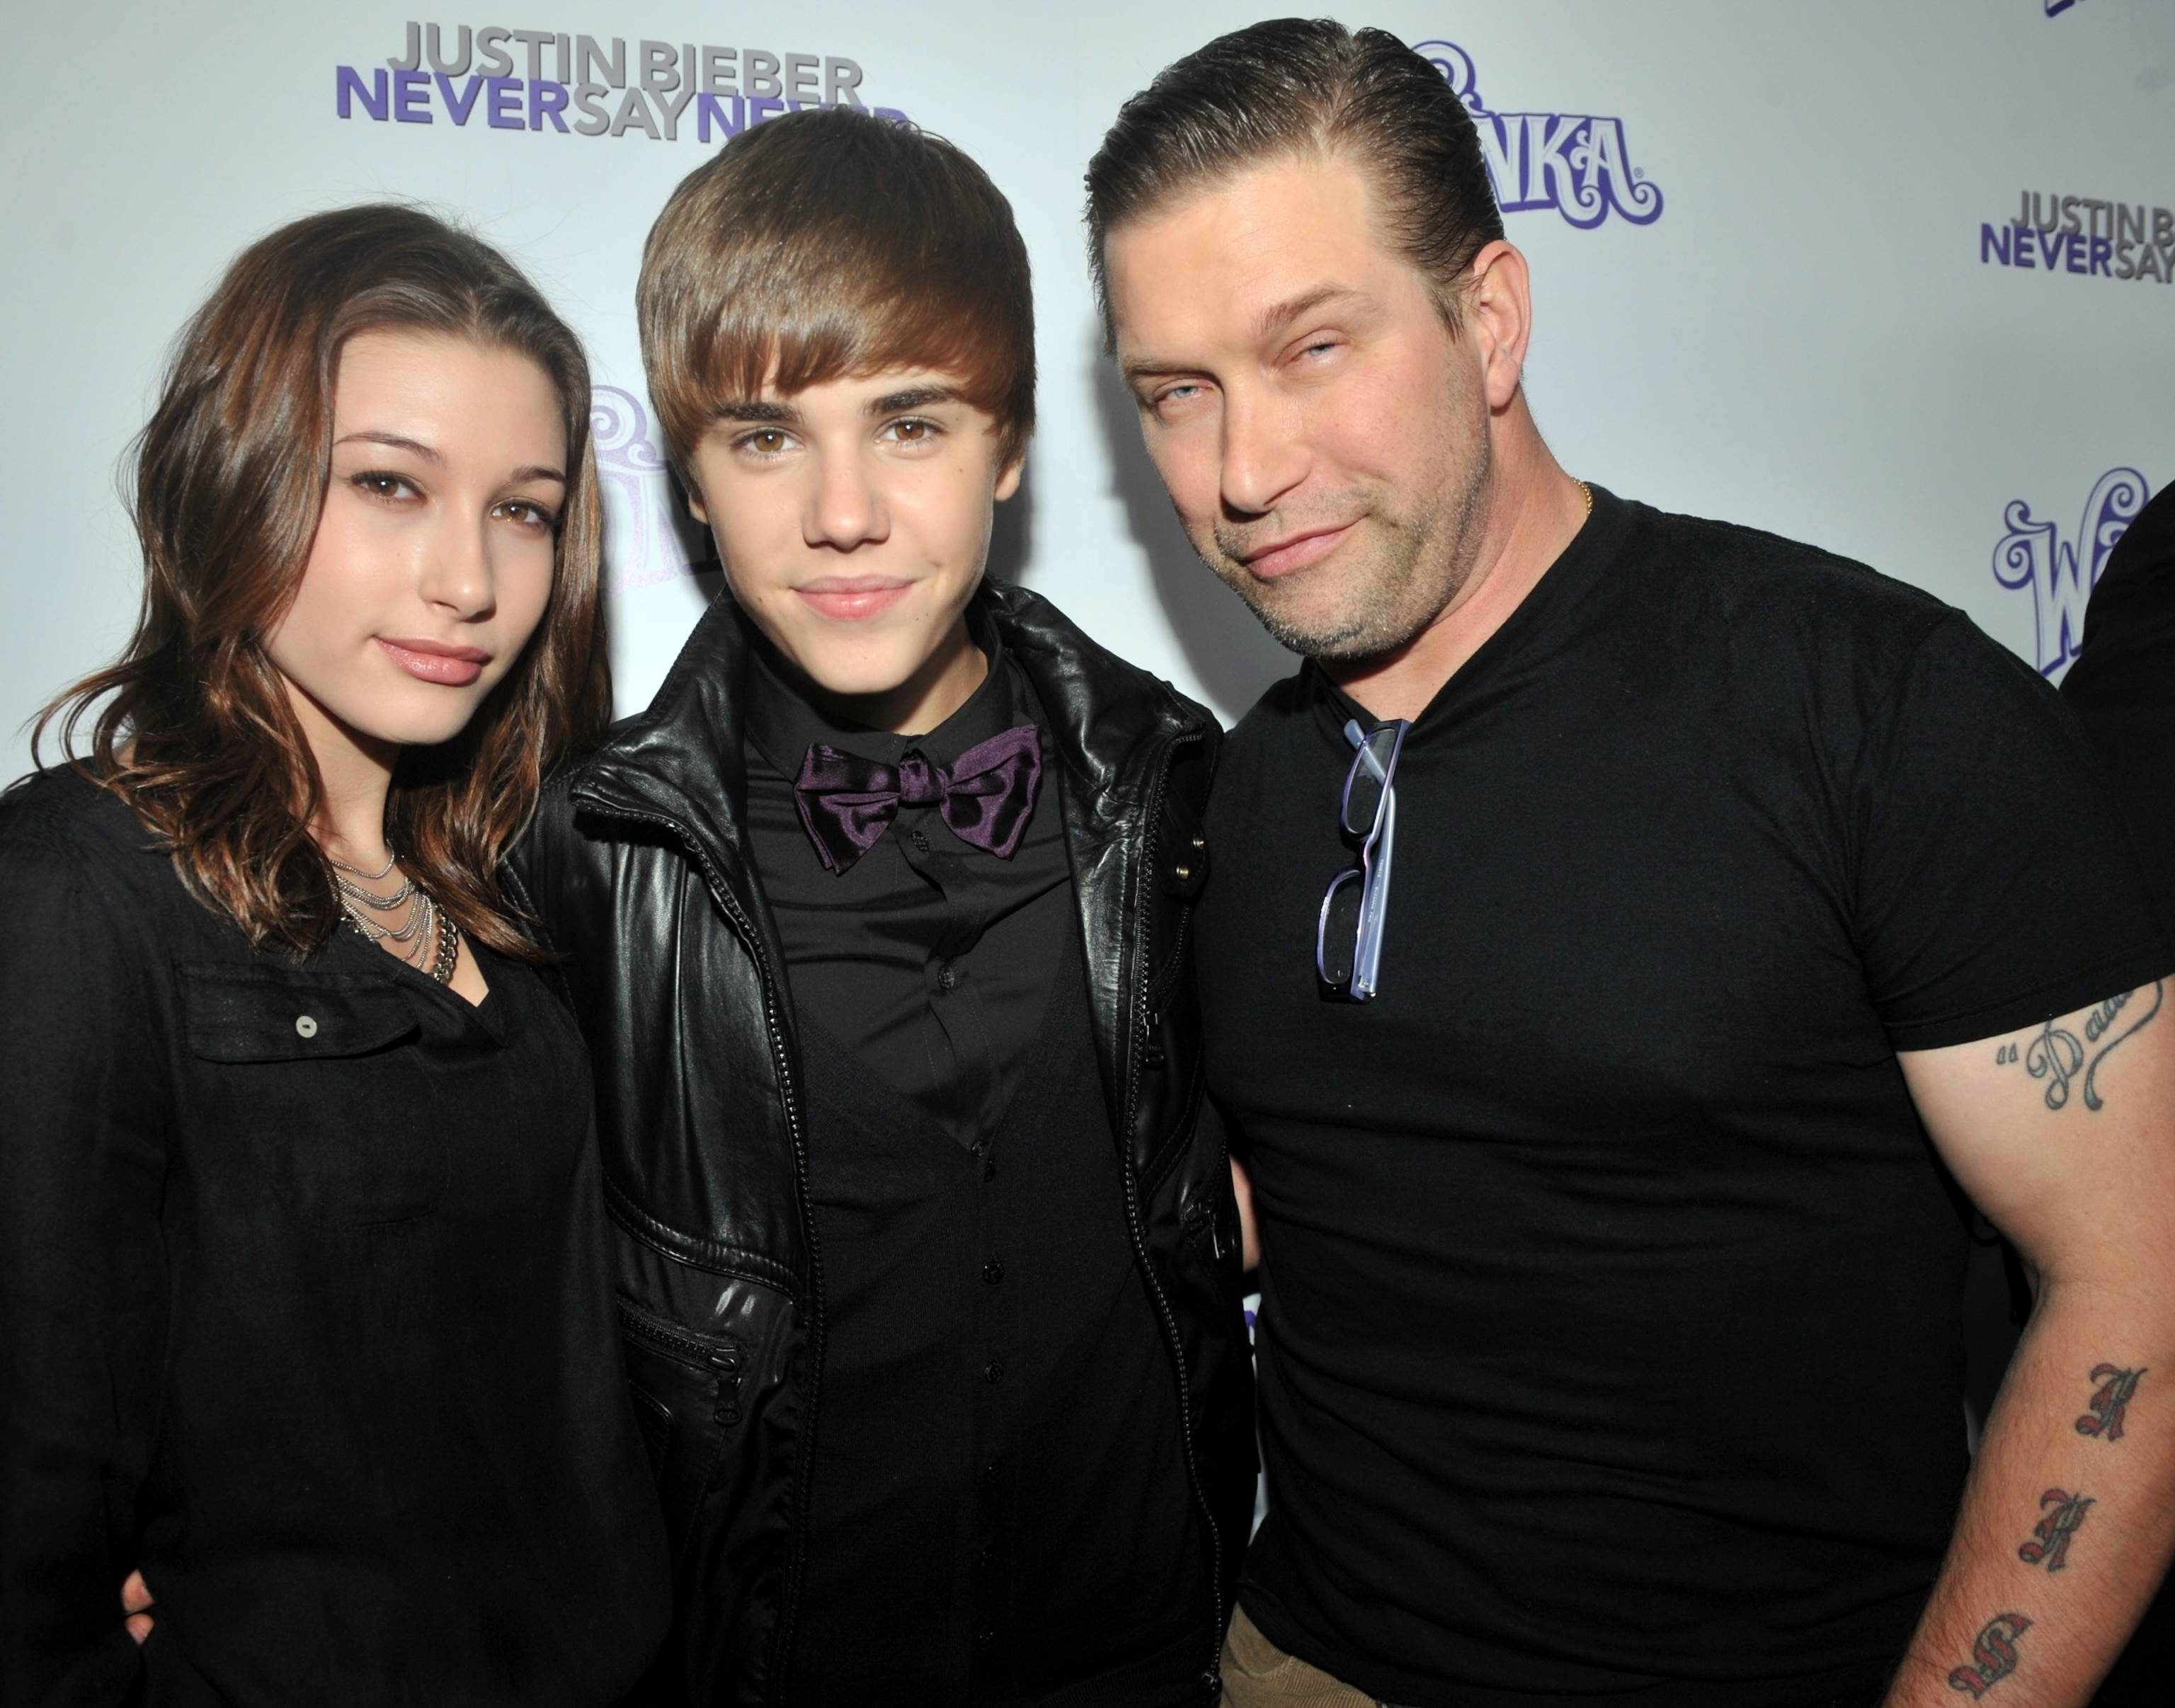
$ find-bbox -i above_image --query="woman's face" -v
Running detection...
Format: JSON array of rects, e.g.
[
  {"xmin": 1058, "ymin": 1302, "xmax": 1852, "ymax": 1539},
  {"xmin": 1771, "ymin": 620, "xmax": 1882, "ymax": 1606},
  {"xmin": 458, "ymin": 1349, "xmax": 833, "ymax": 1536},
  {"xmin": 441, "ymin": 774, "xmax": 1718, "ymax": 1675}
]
[{"xmin": 265, "ymin": 330, "xmax": 567, "ymax": 755}]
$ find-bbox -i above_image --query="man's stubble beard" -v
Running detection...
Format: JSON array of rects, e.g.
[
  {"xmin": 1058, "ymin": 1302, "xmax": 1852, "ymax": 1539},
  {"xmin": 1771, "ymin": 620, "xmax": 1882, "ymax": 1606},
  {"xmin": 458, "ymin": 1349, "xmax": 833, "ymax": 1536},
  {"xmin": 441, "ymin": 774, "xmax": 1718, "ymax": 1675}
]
[{"xmin": 1195, "ymin": 418, "xmax": 1493, "ymax": 663}]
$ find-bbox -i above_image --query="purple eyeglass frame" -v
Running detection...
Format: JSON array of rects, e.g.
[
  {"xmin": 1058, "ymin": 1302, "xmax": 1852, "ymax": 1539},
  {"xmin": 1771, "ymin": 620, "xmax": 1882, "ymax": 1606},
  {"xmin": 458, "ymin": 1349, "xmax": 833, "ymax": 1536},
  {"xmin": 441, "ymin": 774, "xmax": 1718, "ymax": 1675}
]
[{"xmin": 1315, "ymin": 717, "xmax": 1408, "ymax": 1002}]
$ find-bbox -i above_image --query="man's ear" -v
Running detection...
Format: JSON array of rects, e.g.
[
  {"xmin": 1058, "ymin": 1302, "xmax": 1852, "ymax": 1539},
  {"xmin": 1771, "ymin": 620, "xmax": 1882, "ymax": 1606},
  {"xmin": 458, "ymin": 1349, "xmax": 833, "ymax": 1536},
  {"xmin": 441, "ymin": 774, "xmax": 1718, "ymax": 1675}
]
[{"xmin": 1463, "ymin": 239, "xmax": 1535, "ymax": 413}]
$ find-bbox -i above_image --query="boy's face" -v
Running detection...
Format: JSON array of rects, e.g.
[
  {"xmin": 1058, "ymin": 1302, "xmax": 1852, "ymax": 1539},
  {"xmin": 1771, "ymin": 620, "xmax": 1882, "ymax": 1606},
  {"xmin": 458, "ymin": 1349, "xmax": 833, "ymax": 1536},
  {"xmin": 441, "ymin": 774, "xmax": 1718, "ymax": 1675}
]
[{"xmin": 685, "ymin": 367, "xmax": 1022, "ymax": 725}]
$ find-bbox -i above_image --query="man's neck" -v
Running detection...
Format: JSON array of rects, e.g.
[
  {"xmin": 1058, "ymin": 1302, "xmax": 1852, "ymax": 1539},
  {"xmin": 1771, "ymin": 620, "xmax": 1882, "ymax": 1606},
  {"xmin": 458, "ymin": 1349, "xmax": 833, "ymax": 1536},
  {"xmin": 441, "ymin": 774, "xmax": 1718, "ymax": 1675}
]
[{"xmin": 1328, "ymin": 407, "xmax": 1589, "ymax": 724}]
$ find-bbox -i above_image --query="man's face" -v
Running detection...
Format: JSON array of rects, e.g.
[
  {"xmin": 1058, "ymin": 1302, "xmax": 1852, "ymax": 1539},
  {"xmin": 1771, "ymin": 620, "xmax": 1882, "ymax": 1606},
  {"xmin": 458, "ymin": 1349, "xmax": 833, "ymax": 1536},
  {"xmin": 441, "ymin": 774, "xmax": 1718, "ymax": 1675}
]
[
  {"xmin": 684, "ymin": 367, "xmax": 1021, "ymax": 704},
  {"xmin": 1105, "ymin": 151, "xmax": 1494, "ymax": 660}
]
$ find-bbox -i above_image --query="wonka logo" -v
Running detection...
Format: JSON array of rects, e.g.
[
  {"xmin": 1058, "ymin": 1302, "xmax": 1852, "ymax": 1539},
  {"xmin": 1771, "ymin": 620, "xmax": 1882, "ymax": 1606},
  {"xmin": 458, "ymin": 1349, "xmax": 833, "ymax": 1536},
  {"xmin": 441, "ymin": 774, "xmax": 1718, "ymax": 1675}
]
[
  {"xmin": 336, "ymin": 21, "xmax": 903, "ymax": 142},
  {"xmin": 1992, "ymin": 467, "xmax": 2150, "ymax": 678},
  {"xmin": 1413, "ymin": 39, "xmax": 1662, "ymax": 229}
]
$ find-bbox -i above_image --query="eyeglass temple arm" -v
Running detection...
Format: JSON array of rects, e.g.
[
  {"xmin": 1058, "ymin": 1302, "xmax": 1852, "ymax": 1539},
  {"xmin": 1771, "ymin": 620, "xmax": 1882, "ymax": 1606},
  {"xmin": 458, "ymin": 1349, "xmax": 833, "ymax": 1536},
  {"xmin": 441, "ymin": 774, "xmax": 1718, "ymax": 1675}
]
[{"xmin": 1342, "ymin": 718, "xmax": 1393, "ymax": 783}]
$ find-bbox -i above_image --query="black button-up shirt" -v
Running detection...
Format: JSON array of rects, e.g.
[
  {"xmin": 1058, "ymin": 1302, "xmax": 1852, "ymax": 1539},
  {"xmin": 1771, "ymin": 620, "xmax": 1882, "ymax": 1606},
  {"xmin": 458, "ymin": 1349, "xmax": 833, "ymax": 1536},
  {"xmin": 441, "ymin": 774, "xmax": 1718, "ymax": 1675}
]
[
  {"xmin": 737, "ymin": 612, "xmax": 1207, "ymax": 1705},
  {"xmin": 741, "ymin": 612, "xmax": 1073, "ymax": 1148}
]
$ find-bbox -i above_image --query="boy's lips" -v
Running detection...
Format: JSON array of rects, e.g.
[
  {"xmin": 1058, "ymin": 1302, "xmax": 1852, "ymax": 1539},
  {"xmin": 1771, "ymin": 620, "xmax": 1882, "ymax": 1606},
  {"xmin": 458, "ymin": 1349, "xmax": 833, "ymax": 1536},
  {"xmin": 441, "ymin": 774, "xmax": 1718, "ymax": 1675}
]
[
  {"xmin": 795, "ymin": 577, "xmax": 915, "ymax": 621},
  {"xmin": 377, "ymin": 636, "xmax": 489, "ymax": 687},
  {"xmin": 1238, "ymin": 520, "xmax": 1357, "ymax": 580}
]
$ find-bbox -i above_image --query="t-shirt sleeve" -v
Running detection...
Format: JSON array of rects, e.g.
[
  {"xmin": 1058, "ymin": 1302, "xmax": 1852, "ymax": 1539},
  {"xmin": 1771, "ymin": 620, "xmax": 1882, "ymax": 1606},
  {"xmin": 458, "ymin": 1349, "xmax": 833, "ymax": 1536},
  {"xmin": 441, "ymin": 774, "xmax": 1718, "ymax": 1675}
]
[{"xmin": 1851, "ymin": 612, "xmax": 2172, "ymax": 1052}]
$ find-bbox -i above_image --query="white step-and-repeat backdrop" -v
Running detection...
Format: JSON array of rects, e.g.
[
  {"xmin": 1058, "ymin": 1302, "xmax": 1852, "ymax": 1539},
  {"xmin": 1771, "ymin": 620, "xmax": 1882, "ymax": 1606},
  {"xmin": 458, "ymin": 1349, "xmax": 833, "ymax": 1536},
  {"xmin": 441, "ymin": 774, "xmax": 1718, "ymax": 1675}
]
[{"xmin": 4, "ymin": 0, "xmax": 2170, "ymax": 785}]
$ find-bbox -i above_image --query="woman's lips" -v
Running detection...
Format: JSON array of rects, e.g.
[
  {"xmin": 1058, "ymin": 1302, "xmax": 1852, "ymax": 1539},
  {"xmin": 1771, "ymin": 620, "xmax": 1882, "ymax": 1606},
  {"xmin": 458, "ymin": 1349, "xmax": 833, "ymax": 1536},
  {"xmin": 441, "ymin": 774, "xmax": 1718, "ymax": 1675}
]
[
  {"xmin": 795, "ymin": 578, "xmax": 914, "ymax": 621},
  {"xmin": 377, "ymin": 636, "xmax": 488, "ymax": 687},
  {"xmin": 1241, "ymin": 521, "xmax": 1357, "ymax": 580}
]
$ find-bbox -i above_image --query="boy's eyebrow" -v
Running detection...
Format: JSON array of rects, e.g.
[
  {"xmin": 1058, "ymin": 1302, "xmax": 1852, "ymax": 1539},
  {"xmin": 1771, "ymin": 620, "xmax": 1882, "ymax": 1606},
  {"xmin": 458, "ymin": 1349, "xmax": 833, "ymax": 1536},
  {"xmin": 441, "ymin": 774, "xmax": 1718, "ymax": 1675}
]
[
  {"xmin": 866, "ymin": 384, "xmax": 963, "ymax": 415},
  {"xmin": 711, "ymin": 399, "xmax": 800, "ymax": 425}
]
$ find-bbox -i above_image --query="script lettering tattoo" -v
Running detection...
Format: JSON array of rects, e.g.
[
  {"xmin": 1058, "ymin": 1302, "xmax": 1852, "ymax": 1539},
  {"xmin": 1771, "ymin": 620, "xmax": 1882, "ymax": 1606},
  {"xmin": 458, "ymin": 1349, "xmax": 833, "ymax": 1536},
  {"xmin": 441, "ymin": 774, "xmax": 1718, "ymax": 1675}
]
[
  {"xmin": 2076, "ymin": 1365, "xmax": 2146, "ymax": 1440},
  {"xmin": 1999, "ymin": 981, "xmax": 2163, "ymax": 1111},
  {"xmin": 1946, "ymin": 1612, "xmax": 2032, "ymax": 1698},
  {"xmin": 2016, "ymin": 1488, "xmax": 2093, "ymax": 1570}
]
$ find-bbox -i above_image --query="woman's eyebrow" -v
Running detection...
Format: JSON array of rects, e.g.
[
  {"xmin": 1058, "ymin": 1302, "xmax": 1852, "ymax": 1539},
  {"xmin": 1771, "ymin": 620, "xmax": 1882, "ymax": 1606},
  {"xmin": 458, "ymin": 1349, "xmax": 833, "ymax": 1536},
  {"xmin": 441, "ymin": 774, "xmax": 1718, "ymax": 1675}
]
[{"xmin": 335, "ymin": 430, "xmax": 444, "ymax": 462}]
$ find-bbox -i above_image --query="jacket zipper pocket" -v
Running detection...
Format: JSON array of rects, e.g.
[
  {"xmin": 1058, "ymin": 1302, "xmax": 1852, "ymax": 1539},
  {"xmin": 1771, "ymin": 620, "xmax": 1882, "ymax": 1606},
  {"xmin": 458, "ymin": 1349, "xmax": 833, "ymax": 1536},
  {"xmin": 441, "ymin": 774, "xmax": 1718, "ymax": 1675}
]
[{"xmin": 618, "ymin": 1297, "xmax": 746, "ymax": 1427}]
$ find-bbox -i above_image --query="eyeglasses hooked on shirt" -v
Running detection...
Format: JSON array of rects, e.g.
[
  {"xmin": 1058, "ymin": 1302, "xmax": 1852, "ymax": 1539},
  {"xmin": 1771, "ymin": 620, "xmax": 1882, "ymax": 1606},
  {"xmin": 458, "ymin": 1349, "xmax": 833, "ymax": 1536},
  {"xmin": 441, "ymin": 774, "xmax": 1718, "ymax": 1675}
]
[{"xmin": 1316, "ymin": 717, "xmax": 1408, "ymax": 1002}]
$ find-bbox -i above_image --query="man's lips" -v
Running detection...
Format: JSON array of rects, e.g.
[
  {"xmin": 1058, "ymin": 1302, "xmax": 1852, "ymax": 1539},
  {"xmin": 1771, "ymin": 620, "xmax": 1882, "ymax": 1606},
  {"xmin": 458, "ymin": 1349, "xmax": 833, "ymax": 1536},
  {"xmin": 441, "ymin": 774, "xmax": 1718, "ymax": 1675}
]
[
  {"xmin": 377, "ymin": 636, "xmax": 489, "ymax": 687},
  {"xmin": 794, "ymin": 577, "xmax": 915, "ymax": 621},
  {"xmin": 1237, "ymin": 521, "xmax": 1357, "ymax": 580}
]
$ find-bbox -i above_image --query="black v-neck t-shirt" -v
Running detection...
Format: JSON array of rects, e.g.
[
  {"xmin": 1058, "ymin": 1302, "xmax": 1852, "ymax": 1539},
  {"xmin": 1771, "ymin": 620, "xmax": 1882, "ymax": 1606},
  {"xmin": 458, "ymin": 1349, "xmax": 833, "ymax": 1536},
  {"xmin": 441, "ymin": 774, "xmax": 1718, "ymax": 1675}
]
[{"xmin": 1196, "ymin": 488, "xmax": 2169, "ymax": 1708}]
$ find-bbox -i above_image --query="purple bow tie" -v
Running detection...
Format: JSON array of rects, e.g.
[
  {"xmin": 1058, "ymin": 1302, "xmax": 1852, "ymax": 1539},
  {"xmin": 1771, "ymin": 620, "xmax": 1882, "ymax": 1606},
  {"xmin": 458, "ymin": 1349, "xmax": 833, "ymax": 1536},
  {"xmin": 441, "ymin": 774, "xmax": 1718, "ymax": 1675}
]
[{"xmin": 793, "ymin": 724, "xmax": 1043, "ymax": 874}]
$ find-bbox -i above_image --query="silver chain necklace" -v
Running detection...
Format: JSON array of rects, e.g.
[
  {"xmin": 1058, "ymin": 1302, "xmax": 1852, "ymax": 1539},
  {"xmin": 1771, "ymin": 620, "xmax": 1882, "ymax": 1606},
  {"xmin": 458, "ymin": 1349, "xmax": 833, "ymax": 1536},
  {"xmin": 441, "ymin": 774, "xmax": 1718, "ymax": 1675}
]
[{"xmin": 331, "ymin": 846, "xmax": 459, "ymax": 983}]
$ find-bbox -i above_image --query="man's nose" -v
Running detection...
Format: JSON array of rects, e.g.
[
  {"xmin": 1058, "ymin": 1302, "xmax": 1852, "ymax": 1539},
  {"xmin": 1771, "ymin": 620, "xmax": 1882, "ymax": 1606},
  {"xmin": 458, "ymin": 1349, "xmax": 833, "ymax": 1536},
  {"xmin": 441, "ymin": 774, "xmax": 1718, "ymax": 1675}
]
[
  {"xmin": 806, "ymin": 449, "xmax": 888, "ymax": 550},
  {"xmin": 1219, "ymin": 385, "xmax": 1310, "ymax": 518}
]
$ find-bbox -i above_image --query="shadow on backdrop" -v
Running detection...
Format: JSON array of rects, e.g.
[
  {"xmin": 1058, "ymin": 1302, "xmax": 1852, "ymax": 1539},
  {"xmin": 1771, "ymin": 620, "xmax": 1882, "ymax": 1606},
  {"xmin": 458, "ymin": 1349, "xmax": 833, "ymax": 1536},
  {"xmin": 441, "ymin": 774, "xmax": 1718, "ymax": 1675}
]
[
  {"xmin": 989, "ymin": 455, "xmax": 1034, "ymax": 587},
  {"xmin": 1087, "ymin": 330, "xmax": 1293, "ymax": 722}
]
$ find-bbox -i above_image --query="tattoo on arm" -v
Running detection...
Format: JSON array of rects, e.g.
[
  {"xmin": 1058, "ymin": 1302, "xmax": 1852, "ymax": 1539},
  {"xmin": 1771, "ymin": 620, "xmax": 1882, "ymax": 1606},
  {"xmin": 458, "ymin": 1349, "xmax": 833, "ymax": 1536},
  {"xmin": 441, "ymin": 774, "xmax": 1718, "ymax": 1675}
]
[
  {"xmin": 1994, "ymin": 980, "xmax": 2163, "ymax": 1112},
  {"xmin": 1946, "ymin": 1613, "xmax": 2032, "ymax": 1698},
  {"xmin": 2077, "ymin": 1365, "xmax": 2146, "ymax": 1440},
  {"xmin": 2016, "ymin": 1488, "xmax": 2093, "ymax": 1570}
]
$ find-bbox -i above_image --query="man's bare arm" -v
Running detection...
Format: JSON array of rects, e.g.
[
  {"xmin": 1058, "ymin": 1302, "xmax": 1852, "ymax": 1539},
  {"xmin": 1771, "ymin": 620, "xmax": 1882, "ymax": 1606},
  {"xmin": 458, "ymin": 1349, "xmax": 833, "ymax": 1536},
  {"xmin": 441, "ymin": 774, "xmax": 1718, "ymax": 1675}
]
[{"xmin": 1885, "ymin": 981, "xmax": 2175, "ymax": 1707}]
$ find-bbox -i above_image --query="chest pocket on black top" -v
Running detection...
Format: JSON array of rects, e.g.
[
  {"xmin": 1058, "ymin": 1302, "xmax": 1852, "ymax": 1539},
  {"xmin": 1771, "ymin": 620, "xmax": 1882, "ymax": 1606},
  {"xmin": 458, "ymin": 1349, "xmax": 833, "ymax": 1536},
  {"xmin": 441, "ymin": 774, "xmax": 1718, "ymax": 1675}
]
[{"xmin": 179, "ymin": 963, "xmax": 445, "ymax": 1227}]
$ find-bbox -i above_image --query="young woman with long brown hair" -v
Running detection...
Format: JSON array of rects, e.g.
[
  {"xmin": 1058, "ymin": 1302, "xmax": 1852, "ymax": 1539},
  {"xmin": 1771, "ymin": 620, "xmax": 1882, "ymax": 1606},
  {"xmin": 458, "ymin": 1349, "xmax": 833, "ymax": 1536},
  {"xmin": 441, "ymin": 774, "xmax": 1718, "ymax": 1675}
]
[{"xmin": 0, "ymin": 205, "xmax": 668, "ymax": 1704}]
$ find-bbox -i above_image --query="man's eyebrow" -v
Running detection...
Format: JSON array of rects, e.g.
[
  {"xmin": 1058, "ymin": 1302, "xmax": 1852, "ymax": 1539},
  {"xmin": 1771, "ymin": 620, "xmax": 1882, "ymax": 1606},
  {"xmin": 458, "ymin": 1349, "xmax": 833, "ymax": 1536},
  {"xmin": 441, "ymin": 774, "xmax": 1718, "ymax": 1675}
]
[
  {"xmin": 1117, "ymin": 287, "xmax": 1376, "ymax": 386},
  {"xmin": 1118, "ymin": 357, "xmax": 1201, "ymax": 386},
  {"xmin": 866, "ymin": 384, "xmax": 962, "ymax": 415},
  {"xmin": 711, "ymin": 399, "xmax": 800, "ymax": 425},
  {"xmin": 336, "ymin": 430, "xmax": 444, "ymax": 464},
  {"xmin": 1254, "ymin": 285, "xmax": 1366, "ymax": 341}
]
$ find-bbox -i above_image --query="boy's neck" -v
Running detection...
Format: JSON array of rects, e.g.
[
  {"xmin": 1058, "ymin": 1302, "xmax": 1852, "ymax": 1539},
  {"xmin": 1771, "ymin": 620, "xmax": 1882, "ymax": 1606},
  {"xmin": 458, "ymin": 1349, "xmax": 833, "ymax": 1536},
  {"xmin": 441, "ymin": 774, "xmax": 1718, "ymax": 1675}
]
[{"xmin": 772, "ymin": 612, "xmax": 989, "ymax": 738}]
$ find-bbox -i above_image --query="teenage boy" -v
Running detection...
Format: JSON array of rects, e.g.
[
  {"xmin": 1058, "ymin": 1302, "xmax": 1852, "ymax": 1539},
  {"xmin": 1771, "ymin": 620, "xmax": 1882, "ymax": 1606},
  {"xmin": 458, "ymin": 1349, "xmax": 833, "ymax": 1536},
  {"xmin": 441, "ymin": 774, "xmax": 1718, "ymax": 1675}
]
[{"xmin": 506, "ymin": 110, "xmax": 1253, "ymax": 1707}]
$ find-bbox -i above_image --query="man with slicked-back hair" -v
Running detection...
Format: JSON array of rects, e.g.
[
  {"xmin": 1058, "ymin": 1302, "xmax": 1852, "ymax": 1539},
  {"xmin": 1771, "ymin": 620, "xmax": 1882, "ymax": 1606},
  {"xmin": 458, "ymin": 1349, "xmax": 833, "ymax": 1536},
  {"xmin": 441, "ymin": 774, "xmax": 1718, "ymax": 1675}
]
[{"xmin": 1090, "ymin": 20, "xmax": 2175, "ymax": 1708}]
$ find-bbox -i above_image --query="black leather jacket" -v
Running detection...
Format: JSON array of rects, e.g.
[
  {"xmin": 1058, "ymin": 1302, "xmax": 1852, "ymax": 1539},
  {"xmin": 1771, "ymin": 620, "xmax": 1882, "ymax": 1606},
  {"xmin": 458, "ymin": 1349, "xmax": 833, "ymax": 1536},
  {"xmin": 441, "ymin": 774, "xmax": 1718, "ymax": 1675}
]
[{"xmin": 505, "ymin": 580, "xmax": 1255, "ymax": 1707}]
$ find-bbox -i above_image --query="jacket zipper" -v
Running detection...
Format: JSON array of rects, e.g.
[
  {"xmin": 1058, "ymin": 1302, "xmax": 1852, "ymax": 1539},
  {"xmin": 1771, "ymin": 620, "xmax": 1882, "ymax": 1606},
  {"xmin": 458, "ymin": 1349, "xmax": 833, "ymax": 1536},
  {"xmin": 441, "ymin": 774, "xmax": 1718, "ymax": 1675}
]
[
  {"xmin": 574, "ymin": 794, "xmax": 825, "ymax": 1708},
  {"xmin": 1112, "ymin": 729, "xmax": 1227, "ymax": 1702},
  {"xmin": 619, "ymin": 1300, "xmax": 746, "ymax": 1426}
]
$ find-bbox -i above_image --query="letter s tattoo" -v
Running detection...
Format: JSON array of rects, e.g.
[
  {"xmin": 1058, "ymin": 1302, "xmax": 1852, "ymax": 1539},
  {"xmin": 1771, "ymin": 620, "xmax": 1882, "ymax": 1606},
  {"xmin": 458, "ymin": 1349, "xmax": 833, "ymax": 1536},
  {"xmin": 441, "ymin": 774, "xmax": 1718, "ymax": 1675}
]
[{"xmin": 1946, "ymin": 1612, "xmax": 2031, "ymax": 1697}]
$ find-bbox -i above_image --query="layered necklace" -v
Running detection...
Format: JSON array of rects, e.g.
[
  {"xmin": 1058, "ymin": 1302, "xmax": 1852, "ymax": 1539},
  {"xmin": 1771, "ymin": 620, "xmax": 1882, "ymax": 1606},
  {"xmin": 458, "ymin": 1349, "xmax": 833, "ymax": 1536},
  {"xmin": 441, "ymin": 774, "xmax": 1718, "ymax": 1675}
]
[{"xmin": 330, "ymin": 847, "xmax": 459, "ymax": 983}]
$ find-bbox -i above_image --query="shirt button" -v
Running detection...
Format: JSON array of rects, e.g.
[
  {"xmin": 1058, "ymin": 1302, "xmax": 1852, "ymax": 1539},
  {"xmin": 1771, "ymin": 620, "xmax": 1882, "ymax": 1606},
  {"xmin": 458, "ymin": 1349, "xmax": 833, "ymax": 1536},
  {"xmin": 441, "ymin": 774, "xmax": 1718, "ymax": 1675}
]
[
  {"xmin": 982, "ymin": 1260, "xmax": 1004, "ymax": 1285},
  {"xmin": 983, "ymin": 1156, "xmax": 996, "ymax": 1182},
  {"xmin": 982, "ymin": 1462, "xmax": 1000, "ymax": 1484},
  {"xmin": 976, "ymin": 1627, "xmax": 995, "ymax": 1649},
  {"xmin": 294, "ymin": 1014, "xmax": 319, "ymax": 1038},
  {"xmin": 937, "ymin": 963, "xmax": 957, "ymax": 992},
  {"xmin": 983, "ymin": 1359, "xmax": 1004, "ymax": 1385}
]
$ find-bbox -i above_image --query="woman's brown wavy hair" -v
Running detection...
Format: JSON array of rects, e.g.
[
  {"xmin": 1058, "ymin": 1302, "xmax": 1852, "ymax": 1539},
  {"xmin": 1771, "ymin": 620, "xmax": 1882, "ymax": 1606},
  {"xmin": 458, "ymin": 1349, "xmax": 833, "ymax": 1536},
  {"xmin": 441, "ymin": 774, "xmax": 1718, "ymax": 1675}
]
[{"xmin": 35, "ymin": 203, "xmax": 610, "ymax": 961}]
